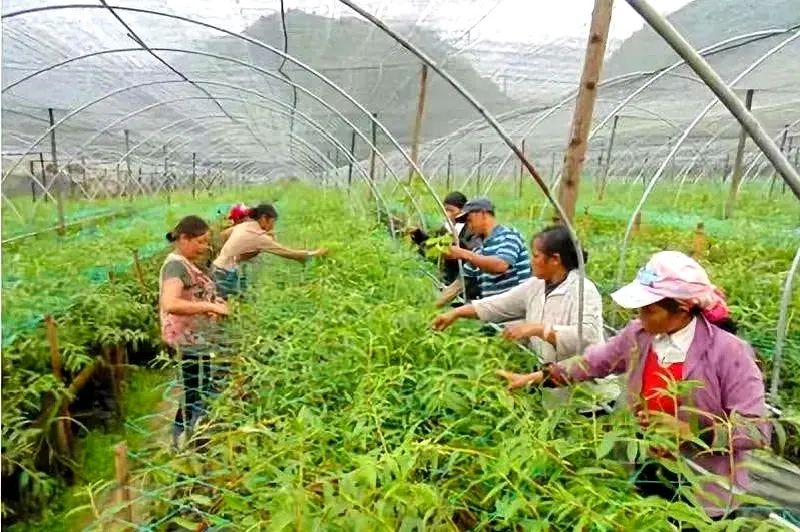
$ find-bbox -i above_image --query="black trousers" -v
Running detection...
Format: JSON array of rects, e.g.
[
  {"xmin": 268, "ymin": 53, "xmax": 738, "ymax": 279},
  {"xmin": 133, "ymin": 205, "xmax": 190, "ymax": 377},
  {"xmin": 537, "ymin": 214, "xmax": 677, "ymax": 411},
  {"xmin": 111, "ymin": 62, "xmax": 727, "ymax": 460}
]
[{"xmin": 172, "ymin": 346, "xmax": 212, "ymax": 440}]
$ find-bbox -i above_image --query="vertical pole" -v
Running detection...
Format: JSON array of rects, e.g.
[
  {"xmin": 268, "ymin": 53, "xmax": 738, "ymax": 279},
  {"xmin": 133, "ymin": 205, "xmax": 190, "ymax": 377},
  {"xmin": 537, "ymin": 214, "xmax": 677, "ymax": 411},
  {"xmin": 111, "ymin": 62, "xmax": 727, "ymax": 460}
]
[
  {"xmin": 114, "ymin": 442, "xmax": 133, "ymax": 525},
  {"xmin": 476, "ymin": 143, "xmax": 483, "ymax": 195},
  {"xmin": 769, "ymin": 124, "xmax": 789, "ymax": 198},
  {"xmin": 45, "ymin": 316, "xmax": 71, "ymax": 455},
  {"xmin": 30, "ymin": 160, "xmax": 37, "ymax": 202},
  {"xmin": 446, "ymin": 153, "xmax": 452, "ymax": 191},
  {"xmin": 550, "ymin": 152, "xmax": 557, "ymax": 181},
  {"xmin": 598, "ymin": 114, "xmax": 619, "ymax": 200},
  {"xmin": 558, "ymin": 0, "xmax": 613, "ymax": 222},
  {"xmin": 48, "ymin": 109, "xmax": 68, "ymax": 233},
  {"xmin": 517, "ymin": 139, "xmax": 526, "ymax": 198},
  {"xmin": 123, "ymin": 129, "xmax": 132, "ymax": 199},
  {"xmin": 163, "ymin": 145, "xmax": 171, "ymax": 205},
  {"xmin": 722, "ymin": 152, "xmax": 731, "ymax": 181},
  {"xmin": 408, "ymin": 64, "xmax": 429, "ymax": 184},
  {"xmin": 39, "ymin": 152, "xmax": 48, "ymax": 202},
  {"xmin": 724, "ymin": 89, "xmax": 754, "ymax": 218},
  {"xmin": 782, "ymin": 131, "xmax": 792, "ymax": 194},
  {"xmin": 347, "ymin": 130, "xmax": 356, "ymax": 188},
  {"xmin": 192, "ymin": 152, "xmax": 197, "ymax": 199},
  {"xmin": 369, "ymin": 112, "xmax": 378, "ymax": 185}
]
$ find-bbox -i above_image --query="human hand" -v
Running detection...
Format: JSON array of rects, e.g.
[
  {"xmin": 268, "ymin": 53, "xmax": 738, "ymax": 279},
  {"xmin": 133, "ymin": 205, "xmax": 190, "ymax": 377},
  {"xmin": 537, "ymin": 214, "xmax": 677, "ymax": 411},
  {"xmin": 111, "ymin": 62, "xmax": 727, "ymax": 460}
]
[
  {"xmin": 432, "ymin": 311, "xmax": 457, "ymax": 331},
  {"xmin": 443, "ymin": 245, "xmax": 467, "ymax": 260},
  {"xmin": 207, "ymin": 301, "xmax": 229, "ymax": 317},
  {"xmin": 311, "ymin": 247, "xmax": 329, "ymax": 257},
  {"xmin": 502, "ymin": 322, "xmax": 542, "ymax": 342},
  {"xmin": 495, "ymin": 370, "xmax": 543, "ymax": 390}
]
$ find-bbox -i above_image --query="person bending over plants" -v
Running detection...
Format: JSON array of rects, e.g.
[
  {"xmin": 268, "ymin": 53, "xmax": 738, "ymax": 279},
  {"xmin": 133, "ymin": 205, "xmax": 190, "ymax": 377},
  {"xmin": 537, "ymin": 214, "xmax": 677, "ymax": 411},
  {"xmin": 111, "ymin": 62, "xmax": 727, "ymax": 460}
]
[
  {"xmin": 497, "ymin": 251, "xmax": 770, "ymax": 519},
  {"xmin": 211, "ymin": 203, "xmax": 328, "ymax": 298},
  {"xmin": 433, "ymin": 224, "xmax": 619, "ymax": 410},
  {"xmin": 435, "ymin": 197, "xmax": 531, "ymax": 308},
  {"xmin": 160, "ymin": 215, "xmax": 229, "ymax": 450},
  {"xmin": 406, "ymin": 191, "xmax": 483, "ymax": 302}
]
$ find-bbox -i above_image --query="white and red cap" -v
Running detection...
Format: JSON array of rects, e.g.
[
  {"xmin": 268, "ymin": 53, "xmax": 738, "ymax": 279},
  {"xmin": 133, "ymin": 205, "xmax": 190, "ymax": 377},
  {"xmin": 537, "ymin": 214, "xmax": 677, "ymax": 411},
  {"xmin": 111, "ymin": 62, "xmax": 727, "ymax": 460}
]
[{"xmin": 611, "ymin": 251, "xmax": 729, "ymax": 321}]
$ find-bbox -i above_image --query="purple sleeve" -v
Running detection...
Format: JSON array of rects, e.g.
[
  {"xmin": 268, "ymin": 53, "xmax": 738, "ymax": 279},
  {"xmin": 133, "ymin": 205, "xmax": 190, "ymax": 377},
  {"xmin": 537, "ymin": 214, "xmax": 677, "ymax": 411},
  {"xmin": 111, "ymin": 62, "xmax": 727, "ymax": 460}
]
[
  {"xmin": 707, "ymin": 340, "xmax": 770, "ymax": 452},
  {"xmin": 550, "ymin": 321, "xmax": 640, "ymax": 383}
]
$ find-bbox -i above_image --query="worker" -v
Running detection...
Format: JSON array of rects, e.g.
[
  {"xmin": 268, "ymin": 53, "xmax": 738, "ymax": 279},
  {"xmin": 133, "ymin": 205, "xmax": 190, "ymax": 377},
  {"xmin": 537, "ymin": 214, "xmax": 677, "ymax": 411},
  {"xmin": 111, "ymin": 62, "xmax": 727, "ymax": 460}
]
[
  {"xmin": 211, "ymin": 203, "xmax": 328, "ymax": 298},
  {"xmin": 159, "ymin": 215, "xmax": 228, "ymax": 449},
  {"xmin": 436, "ymin": 197, "xmax": 531, "ymax": 308},
  {"xmin": 407, "ymin": 191, "xmax": 483, "ymax": 302},
  {"xmin": 433, "ymin": 224, "xmax": 618, "ymax": 409},
  {"xmin": 496, "ymin": 251, "xmax": 769, "ymax": 519}
]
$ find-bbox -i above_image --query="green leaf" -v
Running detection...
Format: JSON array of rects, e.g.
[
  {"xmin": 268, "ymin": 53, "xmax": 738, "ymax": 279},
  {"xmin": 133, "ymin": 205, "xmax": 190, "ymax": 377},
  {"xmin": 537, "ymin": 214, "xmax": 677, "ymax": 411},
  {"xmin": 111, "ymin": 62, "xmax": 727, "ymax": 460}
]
[
  {"xmin": 596, "ymin": 431, "xmax": 617, "ymax": 459},
  {"xmin": 188, "ymin": 493, "xmax": 213, "ymax": 506},
  {"xmin": 172, "ymin": 516, "xmax": 202, "ymax": 530}
]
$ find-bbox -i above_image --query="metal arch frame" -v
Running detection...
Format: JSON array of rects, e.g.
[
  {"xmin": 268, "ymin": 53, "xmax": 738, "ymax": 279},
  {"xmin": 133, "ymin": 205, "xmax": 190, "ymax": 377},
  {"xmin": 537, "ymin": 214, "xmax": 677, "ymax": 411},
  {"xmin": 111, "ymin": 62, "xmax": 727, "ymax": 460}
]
[
  {"xmin": 613, "ymin": 29, "xmax": 800, "ymax": 292},
  {"xmin": 414, "ymin": 24, "xmax": 791, "ymax": 191},
  {"xmin": 772, "ymin": 245, "xmax": 800, "ymax": 401},
  {"xmin": 1, "ymin": 45, "xmax": 429, "ymax": 229},
  {"xmin": 55, "ymin": 93, "xmax": 391, "ymax": 226},
  {"xmin": 512, "ymin": 27, "xmax": 800, "ymax": 216},
  {"xmin": 2, "ymin": 5, "xmax": 451, "ymax": 232}
]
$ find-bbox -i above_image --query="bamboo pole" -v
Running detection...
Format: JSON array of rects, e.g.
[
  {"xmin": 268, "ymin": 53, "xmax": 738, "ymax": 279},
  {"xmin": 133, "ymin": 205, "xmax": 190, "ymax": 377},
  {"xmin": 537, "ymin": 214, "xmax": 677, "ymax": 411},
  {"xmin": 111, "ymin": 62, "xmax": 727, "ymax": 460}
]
[
  {"xmin": 408, "ymin": 64, "xmax": 429, "ymax": 184},
  {"xmin": 45, "ymin": 315, "xmax": 71, "ymax": 455},
  {"xmin": 558, "ymin": 0, "xmax": 614, "ymax": 222},
  {"xmin": 114, "ymin": 442, "xmax": 133, "ymax": 526},
  {"xmin": 723, "ymin": 89, "xmax": 754, "ymax": 218},
  {"xmin": 517, "ymin": 139, "xmax": 526, "ymax": 198},
  {"xmin": 692, "ymin": 222, "xmax": 706, "ymax": 257},
  {"xmin": 446, "ymin": 153, "xmax": 452, "ymax": 191}
]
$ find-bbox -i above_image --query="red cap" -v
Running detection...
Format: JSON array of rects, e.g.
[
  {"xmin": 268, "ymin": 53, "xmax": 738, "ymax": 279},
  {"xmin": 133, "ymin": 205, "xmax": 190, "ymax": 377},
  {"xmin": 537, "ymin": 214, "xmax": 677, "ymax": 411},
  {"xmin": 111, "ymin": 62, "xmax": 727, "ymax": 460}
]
[{"xmin": 227, "ymin": 203, "xmax": 250, "ymax": 223}]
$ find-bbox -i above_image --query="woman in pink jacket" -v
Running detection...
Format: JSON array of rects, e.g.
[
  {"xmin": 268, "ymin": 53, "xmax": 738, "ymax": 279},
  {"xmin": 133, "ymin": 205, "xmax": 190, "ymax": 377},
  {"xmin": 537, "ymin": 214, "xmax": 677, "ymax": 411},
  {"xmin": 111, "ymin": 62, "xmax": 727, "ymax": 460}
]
[{"xmin": 497, "ymin": 251, "xmax": 770, "ymax": 518}]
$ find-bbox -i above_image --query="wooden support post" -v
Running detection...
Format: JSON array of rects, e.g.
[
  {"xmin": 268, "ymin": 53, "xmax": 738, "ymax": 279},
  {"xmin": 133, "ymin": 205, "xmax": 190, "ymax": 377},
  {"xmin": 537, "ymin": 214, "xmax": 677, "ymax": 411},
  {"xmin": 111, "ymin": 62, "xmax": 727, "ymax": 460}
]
[
  {"xmin": 476, "ymin": 143, "xmax": 483, "ymax": 195},
  {"xmin": 517, "ymin": 139, "xmax": 526, "ymax": 198},
  {"xmin": 558, "ymin": 0, "xmax": 613, "ymax": 222},
  {"xmin": 123, "ymin": 129, "xmax": 132, "ymax": 199},
  {"xmin": 633, "ymin": 212, "xmax": 642, "ymax": 234},
  {"xmin": 368, "ymin": 112, "xmax": 378, "ymax": 184},
  {"xmin": 48, "ymin": 109, "xmax": 66, "ymax": 233},
  {"xmin": 550, "ymin": 152, "xmax": 557, "ymax": 181},
  {"xmin": 769, "ymin": 124, "xmax": 789, "ymax": 198},
  {"xmin": 114, "ymin": 442, "xmax": 133, "ymax": 526},
  {"xmin": 722, "ymin": 152, "xmax": 731, "ymax": 181},
  {"xmin": 446, "ymin": 153, "xmax": 452, "ymax": 191},
  {"xmin": 45, "ymin": 315, "xmax": 71, "ymax": 455},
  {"xmin": 347, "ymin": 130, "xmax": 356, "ymax": 188},
  {"xmin": 408, "ymin": 64, "xmax": 429, "ymax": 184},
  {"xmin": 30, "ymin": 160, "xmax": 37, "ymax": 202},
  {"xmin": 36, "ymin": 152, "xmax": 48, "ymax": 203},
  {"xmin": 692, "ymin": 222, "xmax": 706, "ymax": 257},
  {"xmin": 724, "ymin": 89, "xmax": 754, "ymax": 218},
  {"xmin": 131, "ymin": 249, "xmax": 147, "ymax": 293},
  {"xmin": 192, "ymin": 152, "xmax": 197, "ymax": 199},
  {"xmin": 598, "ymin": 114, "xmax": 619, "ymax": 200}
]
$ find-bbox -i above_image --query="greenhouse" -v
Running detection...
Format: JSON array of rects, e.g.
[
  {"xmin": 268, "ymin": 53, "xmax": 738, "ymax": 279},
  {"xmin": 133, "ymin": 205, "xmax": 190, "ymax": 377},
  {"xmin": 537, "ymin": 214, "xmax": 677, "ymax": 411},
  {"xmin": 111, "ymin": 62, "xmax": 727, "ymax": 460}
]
[{"xmin": 1, "ymin": 0, "xmax": 799, "ymax": 529}]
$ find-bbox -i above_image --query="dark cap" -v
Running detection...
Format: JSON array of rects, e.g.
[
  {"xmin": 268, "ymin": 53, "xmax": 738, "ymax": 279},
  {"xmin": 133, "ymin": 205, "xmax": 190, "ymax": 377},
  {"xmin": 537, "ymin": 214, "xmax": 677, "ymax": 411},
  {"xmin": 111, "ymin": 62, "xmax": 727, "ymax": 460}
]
[{"xmin": 455, "ymin": 197, "xmax": 494, "ymax": 221}]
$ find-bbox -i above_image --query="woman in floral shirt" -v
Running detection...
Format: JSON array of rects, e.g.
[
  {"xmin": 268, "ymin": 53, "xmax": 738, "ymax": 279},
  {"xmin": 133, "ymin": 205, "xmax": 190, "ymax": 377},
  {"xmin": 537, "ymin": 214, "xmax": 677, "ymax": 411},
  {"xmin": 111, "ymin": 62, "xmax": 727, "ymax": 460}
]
[{"xmin": 159, "ymin": 215, "xmax": 228, "ymax": 448}]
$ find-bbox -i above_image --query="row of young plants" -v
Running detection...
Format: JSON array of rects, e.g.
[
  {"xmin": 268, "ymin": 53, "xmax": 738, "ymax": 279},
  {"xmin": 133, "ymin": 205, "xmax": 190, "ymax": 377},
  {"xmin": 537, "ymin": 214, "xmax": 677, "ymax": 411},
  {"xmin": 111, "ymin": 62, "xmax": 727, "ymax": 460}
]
[
  {"xmin": 86, "ymin": 190, "xmax": 787, "ymax": 530},
  {"xmin": 0, "ymin": 188, "xmax": 257, "ymax": 522}
]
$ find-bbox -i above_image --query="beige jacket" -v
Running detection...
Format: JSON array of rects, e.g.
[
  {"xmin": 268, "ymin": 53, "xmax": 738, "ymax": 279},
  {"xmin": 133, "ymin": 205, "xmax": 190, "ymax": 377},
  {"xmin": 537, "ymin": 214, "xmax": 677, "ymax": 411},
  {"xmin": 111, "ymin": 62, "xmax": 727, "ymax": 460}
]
[
  {"xmin": 213, "ymin": 220, "xmax": 305, "ymax": 270},
  {"xmin": 473, "ymin": 270, "xmax": 620, "ymax": 404}
]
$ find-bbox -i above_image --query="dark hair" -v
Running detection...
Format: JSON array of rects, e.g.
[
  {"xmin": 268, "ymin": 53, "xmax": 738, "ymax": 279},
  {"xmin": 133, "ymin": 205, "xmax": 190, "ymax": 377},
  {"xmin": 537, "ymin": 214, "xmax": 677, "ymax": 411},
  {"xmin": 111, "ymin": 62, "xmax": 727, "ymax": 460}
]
[
  {"xmin": 249, "ymin": 203, "xmax": 278, "ymax": 221},
  {"xmin": 655, "ymin": 298, "xmax": 738, "ymax": 334},
  {"xmin": 532, "ymin": 225, "xmax": 588, "ymax": 271},
  {"xmin": 443, "ymin": 191, "xmax": 468, "ymax": 209},
  {"xmin": 166, "ymin": 215, "xmax": 209, "ymax": 242}
]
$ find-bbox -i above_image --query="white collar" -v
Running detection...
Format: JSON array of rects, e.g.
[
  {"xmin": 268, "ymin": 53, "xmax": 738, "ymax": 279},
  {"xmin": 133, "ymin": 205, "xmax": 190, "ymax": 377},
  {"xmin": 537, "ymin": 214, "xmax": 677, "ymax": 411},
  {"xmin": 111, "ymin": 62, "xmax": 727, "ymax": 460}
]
[{"xmin": 652, "ymin": 317, "xmax": 696, "ymax": 366}]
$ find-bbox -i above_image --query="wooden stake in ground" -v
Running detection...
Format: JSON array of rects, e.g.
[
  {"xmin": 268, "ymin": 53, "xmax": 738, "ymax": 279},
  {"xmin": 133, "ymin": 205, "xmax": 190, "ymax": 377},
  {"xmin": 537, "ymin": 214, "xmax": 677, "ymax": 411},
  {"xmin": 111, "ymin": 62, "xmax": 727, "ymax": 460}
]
[
  {"xmin": 692, "ymin": 222, "xmax": 706, "ymax": 257},
  {"xmin": 408, "ymin": 64, "xmax": 429, "ymax": 184},
  {"xmin": 597, "ymin": 114, "xmax": 619, "ymax": 200},
  {"xmin": 114, "ymin": 442, "xmax": 133, "ymax": 527},
  {"xmin": 558, "ymin": 0, "xmax": 613, "ymax": 222},
  {"xmin": 724, "ymin": 89, "xmax": 754, "ymax": 219},
  {"xmin": 45, "ymin": 315, "xmax": 71, "ymax": 455}
]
